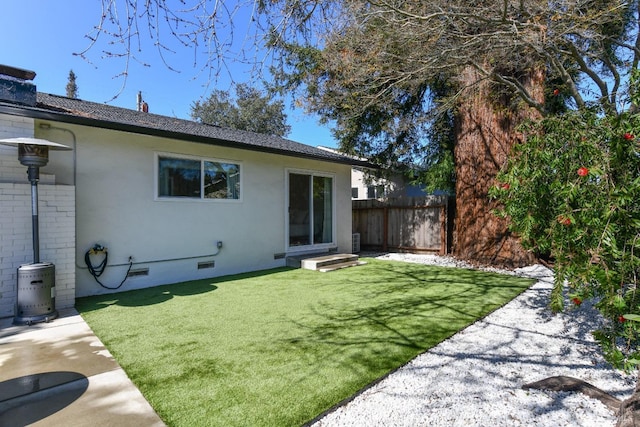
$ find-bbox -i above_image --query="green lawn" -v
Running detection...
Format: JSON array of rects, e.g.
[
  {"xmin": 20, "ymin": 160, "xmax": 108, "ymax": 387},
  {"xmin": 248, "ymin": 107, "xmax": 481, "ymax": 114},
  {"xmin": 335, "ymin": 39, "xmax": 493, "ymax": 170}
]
[{"xmin": 76, "ymin": 258, "xmax": 533, "ymax": 427}]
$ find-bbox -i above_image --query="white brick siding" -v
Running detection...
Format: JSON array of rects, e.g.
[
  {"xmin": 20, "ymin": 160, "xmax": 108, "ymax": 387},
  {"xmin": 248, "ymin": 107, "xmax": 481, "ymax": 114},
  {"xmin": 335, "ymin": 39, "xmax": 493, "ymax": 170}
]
[
  {"xmin": 0, "ymin": 183, "xmax": 75, "ymax": 318},
  {"xmin": 0, "ymin": 114, "xmax": 33, "ymax": 140},
  {"xmin": 0, "ymin": 114, "xmax": 36, "ymax": 183}
]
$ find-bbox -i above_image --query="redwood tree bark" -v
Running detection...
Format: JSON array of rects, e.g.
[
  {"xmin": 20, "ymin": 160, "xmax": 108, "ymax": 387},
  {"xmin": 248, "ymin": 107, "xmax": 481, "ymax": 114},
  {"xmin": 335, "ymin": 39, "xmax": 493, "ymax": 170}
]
[{"xmin": 453, "ymin": 67, "xmax": 543, "ymax": 267}]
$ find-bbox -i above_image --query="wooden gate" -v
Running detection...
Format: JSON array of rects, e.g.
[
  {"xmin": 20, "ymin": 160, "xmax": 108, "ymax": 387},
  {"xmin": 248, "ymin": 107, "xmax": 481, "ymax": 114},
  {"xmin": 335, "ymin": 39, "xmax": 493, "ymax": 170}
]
[{"xmin": 352, "ymin": 196, "xmax": 450, "ymax": 254}]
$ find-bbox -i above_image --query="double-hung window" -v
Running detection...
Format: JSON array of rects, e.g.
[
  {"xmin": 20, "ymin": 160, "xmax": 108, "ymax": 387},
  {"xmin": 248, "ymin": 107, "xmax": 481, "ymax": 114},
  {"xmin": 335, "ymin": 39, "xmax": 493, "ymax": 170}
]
[{"xmin": 157, "ymin": 154, "xmax": 241, "ymax": 200}]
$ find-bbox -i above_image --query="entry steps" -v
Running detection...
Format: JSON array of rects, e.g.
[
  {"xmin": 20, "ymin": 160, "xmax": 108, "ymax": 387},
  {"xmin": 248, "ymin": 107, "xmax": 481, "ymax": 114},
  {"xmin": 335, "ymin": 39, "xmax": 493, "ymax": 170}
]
[{"xmin": 300, "ymin": 253, "xmax": 366, "ymax": 272}]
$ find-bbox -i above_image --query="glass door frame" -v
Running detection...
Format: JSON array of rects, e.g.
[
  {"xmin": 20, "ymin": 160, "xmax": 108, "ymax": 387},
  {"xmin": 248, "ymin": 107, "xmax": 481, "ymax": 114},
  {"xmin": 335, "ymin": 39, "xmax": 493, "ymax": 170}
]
[{"xmin": 285, "ymin": 169, "xmax": 337, "ymax": 253}]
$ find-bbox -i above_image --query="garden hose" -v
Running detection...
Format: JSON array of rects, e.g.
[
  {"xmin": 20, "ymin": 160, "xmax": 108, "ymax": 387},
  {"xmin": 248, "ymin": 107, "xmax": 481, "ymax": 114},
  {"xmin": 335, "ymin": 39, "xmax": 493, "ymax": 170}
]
[{"xmin": 85, "ymin": 244, "xmax": 132, "ymax": 290}]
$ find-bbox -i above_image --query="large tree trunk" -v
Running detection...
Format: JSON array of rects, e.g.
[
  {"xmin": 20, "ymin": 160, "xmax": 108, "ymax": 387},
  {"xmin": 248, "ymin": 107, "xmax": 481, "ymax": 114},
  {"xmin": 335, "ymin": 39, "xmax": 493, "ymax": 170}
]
[{"xmin": 452, "ymin": 67, "xmax": 542, "ymax": 267}]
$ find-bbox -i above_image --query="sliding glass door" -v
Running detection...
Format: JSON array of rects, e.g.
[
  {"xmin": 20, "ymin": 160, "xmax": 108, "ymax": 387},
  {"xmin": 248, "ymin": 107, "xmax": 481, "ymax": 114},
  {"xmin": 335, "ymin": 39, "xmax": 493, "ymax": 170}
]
[{"xmin": 288, "ymin": 172, "xmax": 334, "ymax": 249}]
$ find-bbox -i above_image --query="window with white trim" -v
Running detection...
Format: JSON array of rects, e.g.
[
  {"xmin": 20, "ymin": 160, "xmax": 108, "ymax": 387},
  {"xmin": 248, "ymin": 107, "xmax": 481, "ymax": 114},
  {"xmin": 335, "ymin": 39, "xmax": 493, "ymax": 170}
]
[{"xmin": 157, "ymin": 154, "xmax": 241, "ymax": 200}]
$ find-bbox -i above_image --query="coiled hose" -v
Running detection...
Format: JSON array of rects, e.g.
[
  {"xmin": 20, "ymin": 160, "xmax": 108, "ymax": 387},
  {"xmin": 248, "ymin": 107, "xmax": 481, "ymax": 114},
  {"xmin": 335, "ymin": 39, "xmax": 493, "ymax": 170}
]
[{"xmin": 85, "ymin": 244, "xmax": 132, "ymax": 290}]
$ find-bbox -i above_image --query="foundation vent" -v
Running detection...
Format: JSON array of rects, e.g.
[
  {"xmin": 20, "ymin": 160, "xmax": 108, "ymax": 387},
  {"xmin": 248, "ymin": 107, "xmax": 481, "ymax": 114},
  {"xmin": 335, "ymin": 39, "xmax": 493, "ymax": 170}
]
[
  {"xmin": 127, "ymin": 268, "xmax": 149, "ymax": 277},
  {"xmin": 198, "ymin": 261, "xmax": 215, "ymax": 270}
]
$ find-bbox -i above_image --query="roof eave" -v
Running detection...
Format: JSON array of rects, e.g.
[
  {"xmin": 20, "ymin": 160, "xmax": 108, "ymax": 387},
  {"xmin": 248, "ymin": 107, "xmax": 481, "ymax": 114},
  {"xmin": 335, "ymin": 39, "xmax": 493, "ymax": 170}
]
[{"xmin": 0, "ymin": 102, "xmax": 375, "ymax": 168}]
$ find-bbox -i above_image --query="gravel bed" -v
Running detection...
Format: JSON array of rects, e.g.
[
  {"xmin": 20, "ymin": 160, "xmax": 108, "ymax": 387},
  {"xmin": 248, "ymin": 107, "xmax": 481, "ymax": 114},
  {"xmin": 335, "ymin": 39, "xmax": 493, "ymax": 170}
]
[{"xmin": 310, "ymin": 253, "xmax": 636, "ymax": 427}]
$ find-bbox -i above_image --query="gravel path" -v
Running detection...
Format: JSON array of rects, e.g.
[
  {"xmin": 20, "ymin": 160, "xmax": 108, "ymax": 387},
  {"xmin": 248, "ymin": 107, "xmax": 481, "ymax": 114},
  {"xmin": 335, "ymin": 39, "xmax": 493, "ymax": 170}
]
[{"xmin": 310, "ymin": 253, "xmax": 636, "ymax": 427}]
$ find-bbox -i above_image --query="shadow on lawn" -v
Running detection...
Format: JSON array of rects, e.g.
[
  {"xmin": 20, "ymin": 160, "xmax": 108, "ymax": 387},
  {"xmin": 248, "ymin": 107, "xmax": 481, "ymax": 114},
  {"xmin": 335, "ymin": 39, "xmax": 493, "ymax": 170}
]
[
  {"xmin": 285, "ymin": 261, "xmax": 534, "ymax": 374},
  {"xmin": 296, "ymin": 265, "xmax": 634, "ymax": 426},
  {"xmin": 76, "ymin": 267, "xmax": 294, "ymax": 312}
]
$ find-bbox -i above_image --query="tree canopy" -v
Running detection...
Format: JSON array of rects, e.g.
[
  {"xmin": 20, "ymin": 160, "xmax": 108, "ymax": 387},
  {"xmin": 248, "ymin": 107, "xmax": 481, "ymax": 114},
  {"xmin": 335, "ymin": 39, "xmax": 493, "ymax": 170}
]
[
  {"xmin": 83, "ymin": 1, "xmax": 639, "ymax": 130},
  {"xmin": 190, "ymin": 83, "xmax": 291, "ymax": 137},
  {"xmin": 263, "ymin": 0, "xmax": 638, "ymax": 165}
]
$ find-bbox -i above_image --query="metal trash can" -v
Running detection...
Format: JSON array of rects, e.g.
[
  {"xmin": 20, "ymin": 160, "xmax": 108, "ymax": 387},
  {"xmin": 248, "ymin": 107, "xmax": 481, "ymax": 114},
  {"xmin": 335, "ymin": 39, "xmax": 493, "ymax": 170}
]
[{"xmin": 14, "ymin": 262, "xmax": 58, "ymax": 325}]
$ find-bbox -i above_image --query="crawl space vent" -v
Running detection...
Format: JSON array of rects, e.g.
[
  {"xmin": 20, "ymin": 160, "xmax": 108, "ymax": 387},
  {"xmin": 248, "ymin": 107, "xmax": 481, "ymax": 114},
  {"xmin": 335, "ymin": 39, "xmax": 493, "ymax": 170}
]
[
  {"xmin": 127, "ymin": 268, "xmax": 149, "ymax": 277},
  {"xmin": 198, "ymin": 261, "xmax": 215, "ymax": 270}
]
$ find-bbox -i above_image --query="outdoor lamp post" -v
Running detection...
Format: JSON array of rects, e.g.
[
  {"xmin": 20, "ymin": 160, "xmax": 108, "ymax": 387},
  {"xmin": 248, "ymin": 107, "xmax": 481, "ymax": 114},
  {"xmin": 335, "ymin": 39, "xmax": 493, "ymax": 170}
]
[{"xmin": 0, "ymin": 137, "xmax": 72, "ymax": 324}]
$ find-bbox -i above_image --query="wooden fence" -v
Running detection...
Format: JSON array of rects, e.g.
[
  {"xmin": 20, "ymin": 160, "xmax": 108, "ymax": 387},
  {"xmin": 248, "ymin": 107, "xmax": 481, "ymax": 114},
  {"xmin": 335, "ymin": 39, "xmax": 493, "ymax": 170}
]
[{"xmin": 352, "ymin": 196, "xmax": 452, "ymax": 255}]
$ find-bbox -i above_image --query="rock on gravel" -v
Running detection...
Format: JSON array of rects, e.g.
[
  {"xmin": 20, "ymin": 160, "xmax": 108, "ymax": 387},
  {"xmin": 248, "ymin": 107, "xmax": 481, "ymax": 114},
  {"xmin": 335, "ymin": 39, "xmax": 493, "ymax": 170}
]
[{"xmin": 310, "ymin": 254, "xmax": 635, "ymax": 427}]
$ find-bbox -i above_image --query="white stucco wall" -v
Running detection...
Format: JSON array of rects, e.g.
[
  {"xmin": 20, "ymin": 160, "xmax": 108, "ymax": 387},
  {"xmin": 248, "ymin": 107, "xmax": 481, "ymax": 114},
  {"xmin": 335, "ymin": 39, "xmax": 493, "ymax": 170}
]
[
  {"xmin": 351, "ymin": 168, "xmax": 393, "ymax": 200},
  {"xmin": 0, "ymin": 114, "xmax": 76, "ymax": 318},
  {"xmin": 37, "ymin": 122, "xmax": 352, "ymax": 297},
  {"xmin": 351, "ymin": 167, "xmax": 428, "ymax": 200}
]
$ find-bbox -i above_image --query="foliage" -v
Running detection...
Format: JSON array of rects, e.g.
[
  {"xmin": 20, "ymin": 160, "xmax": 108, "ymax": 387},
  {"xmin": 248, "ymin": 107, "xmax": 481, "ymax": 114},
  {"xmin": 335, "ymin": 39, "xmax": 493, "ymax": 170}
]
[
  {"xmin": 66, "ymin": 69, "xmax": 78, "ymax": 99},
  {"xmin": 77, "ymin": 260, "xmax": 532, "ymax": 427},
  {"xmin": 80, "ymin": 2, "xmax": 640, "ymax": 192},
  {"xmin": 190, "ymin": 83, "xmax": 291, "ymax": 137},
  {"xmin": 491, "ymin": 74, "xmax": 640, "ymax": 370},
  {"xmin": 266, "ymin": 0, "xmax": 639, "ymax": 192}
]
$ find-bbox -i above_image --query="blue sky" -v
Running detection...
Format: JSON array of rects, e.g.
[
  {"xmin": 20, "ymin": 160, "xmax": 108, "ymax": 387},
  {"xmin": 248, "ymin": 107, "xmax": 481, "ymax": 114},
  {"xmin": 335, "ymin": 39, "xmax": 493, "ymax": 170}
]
[{"xmin": 0, "ymin": 0, "xmax": 337, "ymax": 147}]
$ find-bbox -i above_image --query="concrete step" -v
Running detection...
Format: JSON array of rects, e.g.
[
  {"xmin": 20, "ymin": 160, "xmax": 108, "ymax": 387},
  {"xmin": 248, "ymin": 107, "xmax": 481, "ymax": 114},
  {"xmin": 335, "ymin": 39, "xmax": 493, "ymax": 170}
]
[
  {"xmin": 317, "ymin": 260, "xmax": 367, "ymax": 273},
  {"xmin": 286, "ymin": 252, "xmax": 336, "ymax": 268},
  {"xmin": 301, "ymin": 253, "xmax": 359, "ymax": 271}
]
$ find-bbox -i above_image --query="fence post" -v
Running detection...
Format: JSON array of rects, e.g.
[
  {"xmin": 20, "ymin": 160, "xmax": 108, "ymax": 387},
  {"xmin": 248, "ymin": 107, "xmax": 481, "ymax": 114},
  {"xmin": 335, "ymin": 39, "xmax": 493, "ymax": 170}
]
[
  {"xmin": 440, "ymin": 205, "xmax": 446, "ymax": 255},
  {"xmin": 382, "ymin": 206, "xmax": 389, "ymax": 251}
]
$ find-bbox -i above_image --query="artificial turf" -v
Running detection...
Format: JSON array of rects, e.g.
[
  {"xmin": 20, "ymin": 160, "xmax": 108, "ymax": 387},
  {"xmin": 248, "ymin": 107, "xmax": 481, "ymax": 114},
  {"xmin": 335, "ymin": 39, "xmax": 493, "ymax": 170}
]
[{"xmin": 76, "ymin": 258, "xmax": 533, "ymax": 427}]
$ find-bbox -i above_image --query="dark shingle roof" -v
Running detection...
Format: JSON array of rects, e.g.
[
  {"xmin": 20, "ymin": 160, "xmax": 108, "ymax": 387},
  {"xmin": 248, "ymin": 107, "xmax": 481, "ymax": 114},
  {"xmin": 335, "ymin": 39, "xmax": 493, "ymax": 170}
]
[{"xmin": 0, "ymin": 92, "xmax": 372, "ymax": 167}]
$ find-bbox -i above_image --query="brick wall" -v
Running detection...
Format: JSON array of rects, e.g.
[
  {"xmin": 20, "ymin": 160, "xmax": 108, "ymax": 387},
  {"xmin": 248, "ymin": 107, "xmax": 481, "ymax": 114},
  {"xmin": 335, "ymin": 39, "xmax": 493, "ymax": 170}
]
[
  {"xmin": 0, "ymin": 113, "xmax": 33, "ymax": 139},
  {"xmin": 0, "ymin": 113, "xmax": 76, "ymax": 318},
  {"xmin": 0, "ymin": 183, "xmax": 76, "ymax": 317},
  {"xmin": 0, "ymin": 114, "xmax": 35, "ymax": 183}
]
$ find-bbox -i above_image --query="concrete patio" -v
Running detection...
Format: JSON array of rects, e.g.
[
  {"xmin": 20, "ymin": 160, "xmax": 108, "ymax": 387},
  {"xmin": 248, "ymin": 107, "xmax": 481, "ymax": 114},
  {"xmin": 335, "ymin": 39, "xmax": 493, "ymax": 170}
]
[{"xmin": 0, "ymin": 309, "xmax": 165, "ymax": 426}]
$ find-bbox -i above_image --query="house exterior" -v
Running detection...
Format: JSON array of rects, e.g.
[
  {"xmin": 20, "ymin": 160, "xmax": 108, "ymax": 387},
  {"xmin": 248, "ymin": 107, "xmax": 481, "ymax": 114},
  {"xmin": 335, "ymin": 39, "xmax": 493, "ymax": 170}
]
[
  {"xmin": 317, "ymin": 146, "xmax": 427, "ymax": 200},
  {"xmin": 351, "ymin": 166, "xmax": 388, "ymax": 200},
  {"xmin": 350, "ymin": 167, "xmax": 430, "ymax": 200},
  {"xmin": 0, "ymin": 66, "xmax": 369, "ymax": 318}
]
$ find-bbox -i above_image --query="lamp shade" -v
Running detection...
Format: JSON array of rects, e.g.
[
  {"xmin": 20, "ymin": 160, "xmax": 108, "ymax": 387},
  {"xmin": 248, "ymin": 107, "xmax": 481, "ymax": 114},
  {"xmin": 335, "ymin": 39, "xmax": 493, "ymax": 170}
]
[
  {"xmin": 0, "ymin": 137, "xmax": 72, "ymax": 150},
  {"xmin": 0, "ymin": 137, "xmax": 72, "ymax": 167}
]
